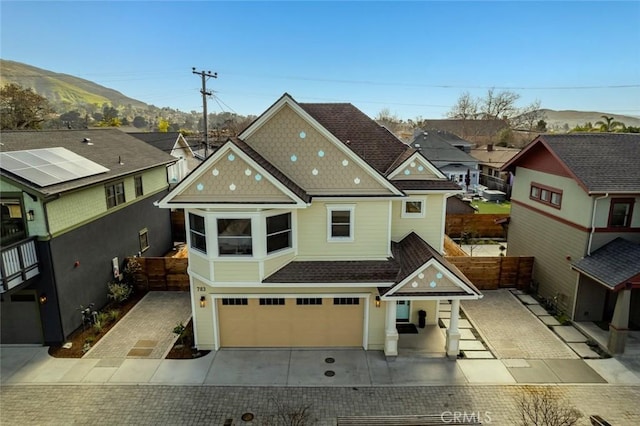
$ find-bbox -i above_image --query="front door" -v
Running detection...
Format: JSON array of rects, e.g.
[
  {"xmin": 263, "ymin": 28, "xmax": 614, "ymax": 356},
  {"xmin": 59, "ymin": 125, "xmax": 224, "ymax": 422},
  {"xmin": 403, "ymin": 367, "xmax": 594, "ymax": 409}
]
[{"xmin": 396, "ymin": 300, "xmax": 410, "ymax": 322}]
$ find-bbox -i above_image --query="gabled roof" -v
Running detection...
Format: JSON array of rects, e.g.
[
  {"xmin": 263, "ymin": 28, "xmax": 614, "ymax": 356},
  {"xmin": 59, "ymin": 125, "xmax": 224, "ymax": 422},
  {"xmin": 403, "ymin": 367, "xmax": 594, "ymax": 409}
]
[
  {"xmin": 571, "ymin": 238, "xmax": 640, "ymax": 290},
  {"xmin": 0, "ymin": 129, "xmax": 176, "ymax": 197},
  {"xmin": 156, "ymin": 138, "xmax": 310, "ymax": 208},
  {"xmin": 263, "ymin": 232, "xmax": 481, "ymax": 300},
  {"xmin": 127, "ymin": 132, "xmax": 195, "ymax": 154},
  {"xmin": 470, "ymin": 145, "xmax": 520, "ymax": 168},
  {"xmin": 298, "ymin": 102, "xmax": 410, "ymax": 175},
  {"xmin": 411, "ymin": 130, "xmax": 479, "ymax": 167},
  {"xmin": 503, "ymin": 133, "xmax": 640, "ymax": 193}
]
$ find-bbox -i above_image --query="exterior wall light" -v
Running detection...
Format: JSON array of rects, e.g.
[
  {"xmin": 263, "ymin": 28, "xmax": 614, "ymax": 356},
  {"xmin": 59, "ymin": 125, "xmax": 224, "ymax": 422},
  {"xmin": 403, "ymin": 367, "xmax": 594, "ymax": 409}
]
[
  {"xmin": 200, "ymin": 295, "xmax": 206, "ymax": 308},
  {"xmin": 39, "ymin": 293, "xmax": 47, "ymax": 305},
  {"xmin": 375, "ymin": 296, "xmax": 381, "ymax": 308},
  {"xmin": 27, "ymin": 210, "xmax": 35, "ymax": 221}
]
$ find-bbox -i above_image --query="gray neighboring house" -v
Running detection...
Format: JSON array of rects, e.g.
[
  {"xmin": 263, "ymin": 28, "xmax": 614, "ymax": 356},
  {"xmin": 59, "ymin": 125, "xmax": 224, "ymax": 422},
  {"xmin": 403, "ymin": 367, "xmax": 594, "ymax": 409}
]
[
  {"xmin": 127, "ymin": 132, "xmax": 200, "ymax": 184},
  {"xmin": 1, "ymin": 129, "xmax": 175, "ymax": 345},
  {"xmin": 410, "ymin": 129, "xmax": 479, "ymax": 191},
  {"xmin": 502, "ymin": 133, "xmax": 640, "ymax": 354}
]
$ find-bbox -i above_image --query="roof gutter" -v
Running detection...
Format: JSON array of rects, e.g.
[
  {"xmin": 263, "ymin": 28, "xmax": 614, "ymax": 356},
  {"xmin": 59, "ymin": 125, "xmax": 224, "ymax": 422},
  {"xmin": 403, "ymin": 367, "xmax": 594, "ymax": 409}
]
[{"xmin": 588, "ymin": 193, "xmax": 608, "ymax": 256}]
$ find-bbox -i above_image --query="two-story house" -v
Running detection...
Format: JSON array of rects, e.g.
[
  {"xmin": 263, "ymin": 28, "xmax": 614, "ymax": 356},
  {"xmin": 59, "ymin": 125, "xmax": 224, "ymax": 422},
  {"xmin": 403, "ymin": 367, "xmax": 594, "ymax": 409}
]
[
  {"xmin": 410, "ymin": 129, "xmax": 480, "ymax": 191},
  {"xmin": 158, "ymin": 94, "xmax": 481, "ymax": 358},
  {"xmin": 127, "ymin": 131, "xmax": 199, "ymax": 184},
  {"xmin": 502, "ymin": 133, "xmax": 640, "ymax": 353},
  {"xmin": 470, "ymin": 144, "xmax": 519, "ymax": 196},
  {"xmin": 0, "ymin": 129, "xmax": 176, "ymax": 345}
]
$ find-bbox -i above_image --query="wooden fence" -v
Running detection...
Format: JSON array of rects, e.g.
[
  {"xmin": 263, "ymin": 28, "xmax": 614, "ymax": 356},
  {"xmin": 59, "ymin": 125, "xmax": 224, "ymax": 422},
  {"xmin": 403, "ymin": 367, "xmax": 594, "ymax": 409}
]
[
  {"xmin": 129, "ymin": 256, "xmax": 189, "ymax": 291},
  {"xmin": 446, "ymin": 256, "xmax": 533, "ymax": 290},
  {"xmin": 445, "ymin": 213, "xmax": 509, "ymax": 239},
  {"xmin": 443, "ymin": 235, "xmax": 468, "ymax": 257}
]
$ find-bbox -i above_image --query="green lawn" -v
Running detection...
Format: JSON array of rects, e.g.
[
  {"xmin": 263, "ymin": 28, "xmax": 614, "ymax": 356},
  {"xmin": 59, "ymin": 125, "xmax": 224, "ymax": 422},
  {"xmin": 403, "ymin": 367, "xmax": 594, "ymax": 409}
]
[{"xmin": 471, "ymin": 200, "xmax": 511, "ymax": 214}]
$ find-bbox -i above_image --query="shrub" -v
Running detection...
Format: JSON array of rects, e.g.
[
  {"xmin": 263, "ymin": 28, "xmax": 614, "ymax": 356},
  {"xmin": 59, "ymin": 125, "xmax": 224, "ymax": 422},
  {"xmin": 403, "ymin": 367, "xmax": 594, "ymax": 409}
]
[
  {"xmin": 173, "ymin": 322, "xmax": 186, "ymax": 346},
  {"xmin": 107, "ymin": 281, "xmax": 133, "ymax": 305},
  {"xmin": 516, "ymin": 386, "xmax": 581, "ymax": 426},
  {"xmin": 108, "ymin": 309, "xmax": 120, "ymax": 322}
]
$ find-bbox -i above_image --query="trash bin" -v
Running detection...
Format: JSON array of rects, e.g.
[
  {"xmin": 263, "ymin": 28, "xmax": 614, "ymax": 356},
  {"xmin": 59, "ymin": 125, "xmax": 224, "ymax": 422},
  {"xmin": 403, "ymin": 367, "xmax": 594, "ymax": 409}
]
[{"xmin": 418, "ymin": 310, "xmax": 426, "ymax": 328}]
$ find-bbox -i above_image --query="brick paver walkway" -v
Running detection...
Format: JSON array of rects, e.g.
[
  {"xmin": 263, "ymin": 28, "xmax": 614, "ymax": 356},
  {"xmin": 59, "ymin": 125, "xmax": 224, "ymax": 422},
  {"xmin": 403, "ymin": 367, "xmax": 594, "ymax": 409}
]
[
  {"xmin": 462, "ymin": 290, "xmax": 578, "ymax": 359},
  {"xmin": 84, "ymin": 291, "xmax": 191, "ymax": 359},
  {"xmin": 1, "ymin": 384, "xmax": 638, "ymax": 425}
]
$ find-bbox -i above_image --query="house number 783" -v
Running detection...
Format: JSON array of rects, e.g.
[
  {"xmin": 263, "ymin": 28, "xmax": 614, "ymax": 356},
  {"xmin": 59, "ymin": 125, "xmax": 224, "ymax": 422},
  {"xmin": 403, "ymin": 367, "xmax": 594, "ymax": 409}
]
[{"xmin": 196, "ymin": 286, "xmax": 206, "ymax": 292}]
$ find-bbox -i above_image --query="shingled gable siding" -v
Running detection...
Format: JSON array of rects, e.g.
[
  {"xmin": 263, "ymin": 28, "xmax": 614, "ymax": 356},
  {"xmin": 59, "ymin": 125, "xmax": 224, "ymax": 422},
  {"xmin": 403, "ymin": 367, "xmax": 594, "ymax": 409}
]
[
  {"xmin": 46, "ymin": 167, "xmax": 168, "ymax": 236},
  {"xmin": 507, "ymin": 202, "xmax": 588, "ymax": 314},
  {"xmin": 391, "ymin": 194, "xmax": 445, "ymax": 250},
  {"xmin": 296, "ymin": 201, "xmax": 390, "ymax": 259},
  {"xmin": 243, "ymin": 104, "xmax": 392, "ymax": 195}
]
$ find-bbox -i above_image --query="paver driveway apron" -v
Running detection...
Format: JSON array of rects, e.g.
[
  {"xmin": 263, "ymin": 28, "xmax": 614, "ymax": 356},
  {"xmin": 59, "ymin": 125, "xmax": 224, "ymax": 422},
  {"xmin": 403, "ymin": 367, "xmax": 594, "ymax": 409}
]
[
  {"xmin": 84, "ymin": 291, "xmax": 192, "ymax": 359},
  {"xmin": 461, "ymin": 289, "xmax": 577, "ymax": 359}
]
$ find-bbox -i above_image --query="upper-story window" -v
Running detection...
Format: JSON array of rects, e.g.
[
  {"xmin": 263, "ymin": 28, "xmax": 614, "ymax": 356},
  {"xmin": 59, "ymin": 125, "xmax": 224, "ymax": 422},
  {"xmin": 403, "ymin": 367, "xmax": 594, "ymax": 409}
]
[
  {"xmin": 327, "ymin": 205, "xmax": 355, "ymax": 242},
  {"xmin": 530, "ymin": 182, "xmax": 562, "ymax": 209},
  {"xmin": 402, "ymin": 199, "xmax": 425, "ymax": 218},
  {"xmin": 218, "ymin": 218, "xmax": 252, "ymax": 255},
  {"xmin": 189, "ymin": 213, "xmax": 207, "ymax": 253},
  {"xmin": 1, "ymin": 198, "xmax": 27, "ymax": 246},
  {"xmin": 266, "ymin": 213, "xmax": 291, "ymax": 253},
  {"xmin": 608, "ymin": 198, "xmax": 634, "ymax": 228},
  {"xmin": 134, "ymin": 175, "xmax": 143, "ymax": 198},
  {"xmin": 105, "ymin": 182, "xmax": 125, "ymax": 209}
]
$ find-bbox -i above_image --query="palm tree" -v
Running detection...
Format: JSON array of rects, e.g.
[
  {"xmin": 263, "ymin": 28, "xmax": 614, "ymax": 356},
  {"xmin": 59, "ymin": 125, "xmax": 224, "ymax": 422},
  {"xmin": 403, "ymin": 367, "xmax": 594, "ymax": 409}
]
[{"xmin": 595, "ymin": 115, "xmax": 626, "ymax": 132}]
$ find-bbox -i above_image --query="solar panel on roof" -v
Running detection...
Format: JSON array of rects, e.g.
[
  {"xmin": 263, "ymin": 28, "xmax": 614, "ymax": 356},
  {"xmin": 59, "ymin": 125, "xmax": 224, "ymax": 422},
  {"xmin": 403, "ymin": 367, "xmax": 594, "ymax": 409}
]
[{"xmin": 0, "ymin": 147, "xmax": 109, "ymax": 187}]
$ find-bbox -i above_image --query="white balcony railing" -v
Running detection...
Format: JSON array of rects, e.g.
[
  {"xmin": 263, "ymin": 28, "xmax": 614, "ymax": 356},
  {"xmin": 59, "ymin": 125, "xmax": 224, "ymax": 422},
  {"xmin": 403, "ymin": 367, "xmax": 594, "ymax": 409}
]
[{"xmin": 1, "ymin": 237, "xmax": 40, "ymax": 293}]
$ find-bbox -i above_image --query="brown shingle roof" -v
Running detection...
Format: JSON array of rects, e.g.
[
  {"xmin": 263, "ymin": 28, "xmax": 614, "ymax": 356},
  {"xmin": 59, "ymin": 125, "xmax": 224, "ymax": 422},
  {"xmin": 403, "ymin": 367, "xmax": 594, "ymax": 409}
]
[
  {"xmin": 392, "ymin": 180, "xmax": 462, "ymax": 191},
  {"xmin": 299, "ymin": 102, "xmax": 409, "ymax": 174}
]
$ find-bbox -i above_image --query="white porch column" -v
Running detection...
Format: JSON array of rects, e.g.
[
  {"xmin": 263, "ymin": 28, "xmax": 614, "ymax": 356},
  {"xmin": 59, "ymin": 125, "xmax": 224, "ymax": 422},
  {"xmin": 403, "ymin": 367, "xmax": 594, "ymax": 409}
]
[
  {"xmin": 608, "ymin": 288, "xmax": 632, "ymax": 354},
  {"xmin": 445, "ymin": 299, "xmax": 461, "ymax": 357},
  {"xmin": 384, "ymin": 300, "xmax": 399, "ymax": 357}
]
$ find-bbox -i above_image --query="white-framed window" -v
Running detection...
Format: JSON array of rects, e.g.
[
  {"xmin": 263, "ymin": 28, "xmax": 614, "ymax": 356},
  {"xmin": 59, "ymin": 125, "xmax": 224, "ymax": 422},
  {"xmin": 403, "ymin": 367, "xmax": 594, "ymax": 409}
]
[
  {"xmin": 401, "ymin": 198, "xmax": 426, "ymax": 218},
  {"xmin": 266, "ymin": 213, "xmax": 291, "ymax": 253},
  {"xmin": 189, "ymin": 213, "xmax": 207, "ymax": 253},
  {"xmin": 326, "ymin": 204, "xmax": 355, "ymax": 242},
  {"xmin": 217, "ymin": 218, "xmax": 253, "ymax": 256}
]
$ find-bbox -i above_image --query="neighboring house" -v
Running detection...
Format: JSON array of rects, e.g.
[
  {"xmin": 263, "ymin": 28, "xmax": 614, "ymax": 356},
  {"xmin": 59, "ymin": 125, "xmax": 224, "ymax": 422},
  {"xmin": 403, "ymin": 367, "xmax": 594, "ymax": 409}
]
[
  {"xmin": 502, "ymin": 133, "xmax": 640, "ymax": 354},
  {"xmin": 0, "ymin": 129, "xmax": 176, "ymax": 345},
  {"xmin": 127, "ymin": 132, "xmax": 199, "ymax": 184},
  {"xmin": 410, "ymin": 129, "xmax": 480, "ymax": 191},
  {"xmin": 157, "ymin": 94, "xmax": 482, "ymax": 357},
  {"xmin": 419, "ymin": 119, "xmax": 509, "ymax": 145},
  {"xmin": 446, "ymin": 196, "xmax": 476, "ymax": 215},
  {"xmin": 470, "ymin": 144, "xmax": 520, "ymax": 195}
]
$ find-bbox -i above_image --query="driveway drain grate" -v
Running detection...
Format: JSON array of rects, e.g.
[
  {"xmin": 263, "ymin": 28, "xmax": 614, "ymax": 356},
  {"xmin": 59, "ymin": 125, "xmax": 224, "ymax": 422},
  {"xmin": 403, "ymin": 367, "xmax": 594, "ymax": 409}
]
[
  {"xmin": 325, "ymin": 357, "xmax": 335, "ymax": 363},
  {"xmin": 241, "ymin": 412, "xmax": 254, "ymax": 422},
  {"xmin": 324, "ymin": 370, "xmax": 335, "ymax": 377}
]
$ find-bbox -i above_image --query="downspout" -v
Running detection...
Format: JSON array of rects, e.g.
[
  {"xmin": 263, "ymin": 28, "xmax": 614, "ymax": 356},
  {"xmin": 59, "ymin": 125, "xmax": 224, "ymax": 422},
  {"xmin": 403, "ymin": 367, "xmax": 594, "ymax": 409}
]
[{"xmin": 588, "ymin": 193, "xmax": 608, "ymax": 256}]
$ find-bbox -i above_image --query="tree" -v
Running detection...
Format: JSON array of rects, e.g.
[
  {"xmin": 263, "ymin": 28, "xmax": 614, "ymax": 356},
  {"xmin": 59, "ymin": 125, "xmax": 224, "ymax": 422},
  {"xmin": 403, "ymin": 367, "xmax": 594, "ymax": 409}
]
[
  {"xmin": 535, "ymin": 120, "xmax": 548, "ymax": 132},
  {"xmin": 481, "ymin": 88, "xmax": 520, "ymax": 120},
  {"xmin": 447, "ymin": 91, "xmax": 479, "ymax": 120},
  {"xmin": 157, "ymin": 118, "xmax": 170, "ymax": 132},
  {"xmin": 595, "ymin": 115, "xmax": 625, "ymax": 132},
  {"xmin": 511, "ymin": 100, "xmax": 546, "ymax": 131},
  {"xmin": 0, "ymin": 83, "xmax": 53, "ymax": 129},
  {"xmin": 516, "ymin": 387, "xmax": 581, "ymax": 426},
  {"xmin": 375, "ymin": 108, "xmax": 403, "ymax": 133},
  {"xmin": 132, "ymin": 116, "xmax": 147, "ymax": 128}
]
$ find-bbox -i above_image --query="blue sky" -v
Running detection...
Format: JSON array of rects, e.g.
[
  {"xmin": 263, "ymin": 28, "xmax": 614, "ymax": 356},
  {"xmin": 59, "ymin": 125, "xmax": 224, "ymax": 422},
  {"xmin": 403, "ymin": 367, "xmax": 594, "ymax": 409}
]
[{"xmin": 2, "ymin": 1, "xmax": 639, "ymax": 119}]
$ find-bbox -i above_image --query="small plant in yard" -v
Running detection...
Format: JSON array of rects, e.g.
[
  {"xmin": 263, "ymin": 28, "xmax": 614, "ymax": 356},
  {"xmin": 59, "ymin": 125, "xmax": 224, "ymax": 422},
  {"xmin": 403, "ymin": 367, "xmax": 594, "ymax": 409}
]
[
  {"xmin": 173, "ymin": 322, "xmax": 186, "ymax": 346},
  {"xmin": 107, "ymin": 281, "xmax": 133, "ymax": 305},
  {"xmin": 108, "ymin": 309, "xmax": 120, "ymax": 322}
]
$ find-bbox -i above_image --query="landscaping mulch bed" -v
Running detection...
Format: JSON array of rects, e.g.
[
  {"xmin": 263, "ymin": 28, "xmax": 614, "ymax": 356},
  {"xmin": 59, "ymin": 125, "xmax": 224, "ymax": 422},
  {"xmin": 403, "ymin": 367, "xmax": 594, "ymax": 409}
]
[
  {"xmin": 165, "ymin": 319, "xmax": 210, "ymax": 359},
  {"xmin": 48, "ymin": 290, "xmax": 147, "ymax": 358}
]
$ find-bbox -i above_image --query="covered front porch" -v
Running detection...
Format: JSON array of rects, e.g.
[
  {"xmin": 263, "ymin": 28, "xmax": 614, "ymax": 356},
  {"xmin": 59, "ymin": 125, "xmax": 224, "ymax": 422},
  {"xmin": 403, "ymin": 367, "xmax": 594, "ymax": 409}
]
[{"xmin": 571, "ymin": 238, "xmax": 640, "ymax": 355}]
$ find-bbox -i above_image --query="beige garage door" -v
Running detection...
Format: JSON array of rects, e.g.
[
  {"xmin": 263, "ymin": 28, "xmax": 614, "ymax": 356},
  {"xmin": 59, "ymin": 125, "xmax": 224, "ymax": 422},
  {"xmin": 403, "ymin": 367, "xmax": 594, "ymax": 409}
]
[{"xmin": 218, "ymin": 297, "xmax": 364, "ymax": 347}]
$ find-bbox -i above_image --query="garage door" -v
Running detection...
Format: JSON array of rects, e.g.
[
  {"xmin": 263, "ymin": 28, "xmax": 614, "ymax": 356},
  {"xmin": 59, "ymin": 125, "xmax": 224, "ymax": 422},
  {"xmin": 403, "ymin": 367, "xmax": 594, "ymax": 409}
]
[
  {"xmin": 0, "ymin": 291, "xmax": 43, "ymax": 344},
  {"xmin": 217, "ymin": 297, "xmax": 364, "ymax": 347}
]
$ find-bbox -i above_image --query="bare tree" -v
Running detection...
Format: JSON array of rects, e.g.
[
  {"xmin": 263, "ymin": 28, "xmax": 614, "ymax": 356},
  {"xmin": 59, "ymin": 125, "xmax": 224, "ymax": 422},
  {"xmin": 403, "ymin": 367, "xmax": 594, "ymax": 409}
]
[
  {"xmin": 482, "ymin": 88, "xmax": 520, "ymax": 120},
  {"xmin": 375, "ymin": 108, "xmax": 403, "ymax": 133},
  {"xmin": 447, "ymin": 91, "xmax": 480, "ymax": 120},
  {"xmin": 511, "ymin": 100, "xmax": 546, "ymax": 131},
  {"xmin": 516, "ymin": 387, "xmax": 582, "ymax": 426}
]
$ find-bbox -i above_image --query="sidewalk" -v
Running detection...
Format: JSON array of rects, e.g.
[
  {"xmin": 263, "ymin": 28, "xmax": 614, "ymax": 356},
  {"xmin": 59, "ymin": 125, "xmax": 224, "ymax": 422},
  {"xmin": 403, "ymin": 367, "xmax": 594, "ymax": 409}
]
[{"xmin": 2, "ymin": 290, "xmax": 639, "ymax": 387}]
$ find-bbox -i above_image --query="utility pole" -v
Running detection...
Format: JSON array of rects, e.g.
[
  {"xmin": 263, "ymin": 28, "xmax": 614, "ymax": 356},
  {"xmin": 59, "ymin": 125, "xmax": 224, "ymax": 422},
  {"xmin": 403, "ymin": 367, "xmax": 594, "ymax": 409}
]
[{"xmin": 192, "ymin": 67, "xmax": 217, "ymax": 158}]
